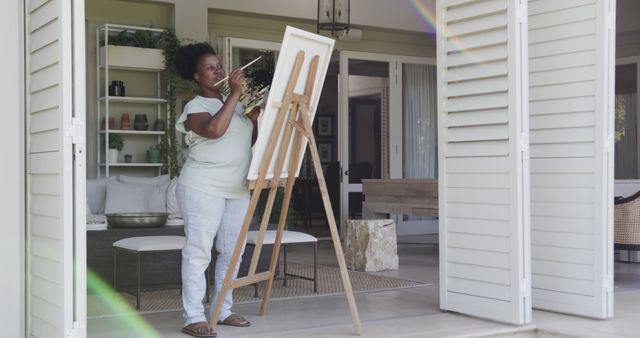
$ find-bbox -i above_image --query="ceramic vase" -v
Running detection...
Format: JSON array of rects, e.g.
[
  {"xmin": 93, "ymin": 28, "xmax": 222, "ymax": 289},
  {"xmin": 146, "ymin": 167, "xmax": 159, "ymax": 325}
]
[
  {"xmin": 147, "ymin": 148, "xmax": 161, "ymax": 163},
  {"xmin": 134, "ymin": 114, "xmax": 148, "ymax": 130},
  {"xmin": 153, "ymin": 118, "xmax": 165, "ymax": 131},
  {"xmin": 101, "ymin": 117, "xmax": 115, "ymax": 130},
  {"xmin": 120, "ymin": 113, "xmax": 130, "ymax": 130}
]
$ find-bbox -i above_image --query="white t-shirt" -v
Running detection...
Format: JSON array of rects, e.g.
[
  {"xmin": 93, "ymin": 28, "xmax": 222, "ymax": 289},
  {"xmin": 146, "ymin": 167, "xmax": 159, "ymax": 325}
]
[{"xmin": 175, "ymin": 95, "xmax": 253, "ymax": 199}]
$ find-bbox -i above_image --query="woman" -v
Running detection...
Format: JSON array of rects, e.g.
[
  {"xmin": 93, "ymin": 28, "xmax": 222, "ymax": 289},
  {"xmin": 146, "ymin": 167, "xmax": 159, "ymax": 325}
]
[{"xmin": 174, "ymin": 42, "xmax": 259, "ymax": 338}]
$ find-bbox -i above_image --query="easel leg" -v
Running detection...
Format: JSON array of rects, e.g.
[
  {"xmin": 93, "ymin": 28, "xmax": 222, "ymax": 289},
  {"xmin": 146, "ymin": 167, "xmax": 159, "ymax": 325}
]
[
  {"xmin": 259, "ymin": 173, "xmax": 297, "ymax": 314},
  {"xmin": 301, "ymin": 107, "xmax": 362, "ymax": 335},
  {"xmin": 259, "ymin": 114, "xmax": 304, "ymax": 315}
]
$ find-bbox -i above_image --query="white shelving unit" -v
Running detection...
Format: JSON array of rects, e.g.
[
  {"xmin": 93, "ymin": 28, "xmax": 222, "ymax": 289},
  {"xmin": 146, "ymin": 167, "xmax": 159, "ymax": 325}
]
[
  {"xmin": 98, "ymin": 96, "xmax": 167, "ymax": 104},
  {"xmin": 99, "ymin": 130, "xmax": 164, "ymax": 135},
  {"xmin": 96, "ymin": 23, "xmax": 166, "ymax": 178},
  {"xmin": 98, "ymin": 163, "xmax": 164, "ymax": 167}
]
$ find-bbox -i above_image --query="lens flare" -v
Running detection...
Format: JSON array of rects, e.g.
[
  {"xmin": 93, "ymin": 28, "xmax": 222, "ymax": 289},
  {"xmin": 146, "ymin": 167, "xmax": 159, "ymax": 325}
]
[
  {"xmin": 410, "ymin": 0, "xmax": 439, "ymax": 34},
  {"xmin": 410, "ymin": 0, "xmax": 496, "ymax": 65},
  {"xmin": 87, "ymin": 269, "xmax": 161, "ymax": 338}
]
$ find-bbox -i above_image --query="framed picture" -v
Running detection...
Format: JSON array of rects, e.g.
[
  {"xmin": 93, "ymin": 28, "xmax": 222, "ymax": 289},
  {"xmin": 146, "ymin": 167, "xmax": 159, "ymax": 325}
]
[
  {"xmin": 318, "ymin": 143, "xmax": 332, "ymax": 163},
  {"xmin": 316, "ymin": 115, "xmax": 333, "ymax": 137}
]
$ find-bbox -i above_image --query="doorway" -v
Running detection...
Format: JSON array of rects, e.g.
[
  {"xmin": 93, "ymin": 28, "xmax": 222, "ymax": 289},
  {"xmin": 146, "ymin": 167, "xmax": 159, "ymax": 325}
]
[
  {"xmin": 342, "ymin": 58, "xmax": 388, "ymax": 221},
  {"xmin": 338, "ymin": 52, "xmax": 436, "ymax": 234}
]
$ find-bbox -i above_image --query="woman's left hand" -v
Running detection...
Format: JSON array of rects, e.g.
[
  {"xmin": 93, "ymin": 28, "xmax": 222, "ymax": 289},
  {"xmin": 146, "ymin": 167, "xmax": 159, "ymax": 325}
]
[{"xmin": 246, "ymin": 106, "xmax": 261, "ymax": 122}]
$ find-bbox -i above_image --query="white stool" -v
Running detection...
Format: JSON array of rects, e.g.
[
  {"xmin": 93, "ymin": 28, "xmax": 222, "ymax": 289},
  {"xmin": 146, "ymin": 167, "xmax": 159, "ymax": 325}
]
[
  {"xmin": 246, "ymin": 230, "xmax": 318, "ymax": 297},
  {"xmin": 112, "ymin": 235, "xmax": 210, "ymax": 309}
]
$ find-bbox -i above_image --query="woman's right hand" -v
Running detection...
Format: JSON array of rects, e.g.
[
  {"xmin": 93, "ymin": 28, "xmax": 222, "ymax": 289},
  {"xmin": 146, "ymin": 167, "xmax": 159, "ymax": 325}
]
[{"xmin": 228, "ymin": 69, "xmax": 245, "ymax": 96}]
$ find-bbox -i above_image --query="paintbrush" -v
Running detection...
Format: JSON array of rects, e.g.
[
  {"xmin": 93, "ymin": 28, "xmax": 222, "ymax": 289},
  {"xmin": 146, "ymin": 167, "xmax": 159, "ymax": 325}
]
[{"xmin": 213, "ymin": 55, "xmax": 263, "ymax": 87}]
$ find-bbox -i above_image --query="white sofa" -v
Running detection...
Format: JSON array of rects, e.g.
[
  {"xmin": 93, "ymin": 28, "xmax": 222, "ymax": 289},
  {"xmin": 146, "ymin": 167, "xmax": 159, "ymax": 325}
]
[
  {"xmin": 86, "ymin": 174, "xmax": 182, "ymax": 228},
  {"xmin": 86, "ymin": 175, "xmax": 272, "ymax": 286}
]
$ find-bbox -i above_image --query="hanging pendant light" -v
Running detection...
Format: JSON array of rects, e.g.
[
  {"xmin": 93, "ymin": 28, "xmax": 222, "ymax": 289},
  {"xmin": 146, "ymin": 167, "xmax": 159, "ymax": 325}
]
[{"xmin": 317, "ymin": 0, "xmax": 350, "ymax": 36}]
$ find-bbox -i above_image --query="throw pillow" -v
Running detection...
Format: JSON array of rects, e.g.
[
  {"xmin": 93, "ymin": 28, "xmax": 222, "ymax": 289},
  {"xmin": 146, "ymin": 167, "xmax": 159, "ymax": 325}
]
[
  {"xmin": 118, "ymin": 174, "xmax": 170, "ymax": 185},
  {"xmin": 86, "ymin": 176, "xmax": 116, "ymax": 214},
  {"xmin": 104, "ymin": 180, "xmax": 169, "ymax": 214}
]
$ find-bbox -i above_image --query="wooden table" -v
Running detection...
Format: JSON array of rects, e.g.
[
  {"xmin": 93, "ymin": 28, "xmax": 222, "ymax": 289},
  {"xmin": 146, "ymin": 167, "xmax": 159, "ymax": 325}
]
[{"xmin": 361, "ymin": 179, "xmax": 438, "ymax": 219}]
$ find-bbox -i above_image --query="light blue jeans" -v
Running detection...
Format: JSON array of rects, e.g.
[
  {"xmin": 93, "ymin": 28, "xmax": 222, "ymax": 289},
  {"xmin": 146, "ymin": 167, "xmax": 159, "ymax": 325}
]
[{"xmin": 176, "ymin": 183, "xmax": 249, "ymax": 326}]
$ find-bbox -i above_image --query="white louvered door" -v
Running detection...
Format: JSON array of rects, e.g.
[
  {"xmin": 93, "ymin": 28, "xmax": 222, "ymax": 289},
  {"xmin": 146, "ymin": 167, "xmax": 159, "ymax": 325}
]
[
  {"xmin": 437, "ymin": 0, "xmax": 531, "ymax": 324},
  {"xmin": 528, "ymin": 0, "xmax": 615, "ymax": 318},
  {"xmin": 25, "ymin": 0, "xmax": 86, "ymax": 337}
]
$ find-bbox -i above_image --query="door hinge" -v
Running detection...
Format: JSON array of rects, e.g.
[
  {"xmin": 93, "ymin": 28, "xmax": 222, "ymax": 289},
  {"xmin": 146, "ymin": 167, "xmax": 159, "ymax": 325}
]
[
  {"xmin": 516, "ymin": 3, "xmax": 528, "ymax": 24},
  {"xmin": 520, "ymin": 133, "xmax": 529, "ymax": 153},
  {"xmin": 606, "ymin": 8, "xmax": 615, "ymax": 31},
  {"xmin": 605, "ymin": 135, "xmax": 614, "ymax": 154},
  {"xmin": 395, "ymin": 61, "xmax": 398, "ymax": 85},
  {"xmin": 65, "ymin": 117, "xmax": 85, "ymax": 144},
  {"xmin": 605, "ymin": 274, "xmax": 613, "ymax": 293},
  {"xmin": 521, "ymin": 278, "xmax": 531, "ymax": 299}
]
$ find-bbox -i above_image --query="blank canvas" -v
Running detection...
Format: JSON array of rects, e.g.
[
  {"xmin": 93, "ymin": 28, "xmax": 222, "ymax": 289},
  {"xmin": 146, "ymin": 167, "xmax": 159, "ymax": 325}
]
[{"xmin": 247, "ymin": 26, "xmax": 335, "ymax": 181}]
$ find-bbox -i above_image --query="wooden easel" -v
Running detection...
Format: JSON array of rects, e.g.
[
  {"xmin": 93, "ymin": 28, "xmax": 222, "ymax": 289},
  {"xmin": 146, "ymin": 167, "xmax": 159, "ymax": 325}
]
[{"xmin": 208, "ymin": 51, "xmax": 362, "ymax": 335}]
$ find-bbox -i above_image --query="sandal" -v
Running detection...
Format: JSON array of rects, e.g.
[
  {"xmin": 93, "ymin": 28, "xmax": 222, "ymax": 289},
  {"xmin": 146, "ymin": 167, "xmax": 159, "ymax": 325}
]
[
  {"xmin": 182, "ymin": 322, "xmax": 217, "ymax": 337},
  {"xmin": 217, "ymin": 313, "xmax": 251, "ymax": 327}
]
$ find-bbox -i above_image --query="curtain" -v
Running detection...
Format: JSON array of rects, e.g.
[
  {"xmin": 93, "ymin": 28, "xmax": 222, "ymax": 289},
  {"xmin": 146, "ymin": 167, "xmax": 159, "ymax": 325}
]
[
  {"xmin": 615, "ymin": 93, "xmax": 639, "ymax": 179},
  {"xmin": 402, "ymin": 64, "xmax": 438, "ymax": 179}
]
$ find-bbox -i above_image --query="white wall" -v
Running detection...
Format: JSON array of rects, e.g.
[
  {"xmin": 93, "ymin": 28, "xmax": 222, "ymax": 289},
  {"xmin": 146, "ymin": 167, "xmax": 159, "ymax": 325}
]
[{"xmin": 0, "ymin": 0, "xmax": 24, "ymax": 336}]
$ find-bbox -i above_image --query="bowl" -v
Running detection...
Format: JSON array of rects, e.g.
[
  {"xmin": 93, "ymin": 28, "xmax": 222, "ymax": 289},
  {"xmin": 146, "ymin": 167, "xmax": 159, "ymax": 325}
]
[{"xmin": 105, "ymin": 213, "xmax": 169, "ymax": 228}]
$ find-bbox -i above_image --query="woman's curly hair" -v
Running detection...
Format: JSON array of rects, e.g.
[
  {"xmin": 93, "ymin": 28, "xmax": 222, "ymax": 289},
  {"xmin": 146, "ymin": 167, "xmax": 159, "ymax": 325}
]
[{"xmin": 174, "ymin": 43, "xmax": 216, "ymax": 81}]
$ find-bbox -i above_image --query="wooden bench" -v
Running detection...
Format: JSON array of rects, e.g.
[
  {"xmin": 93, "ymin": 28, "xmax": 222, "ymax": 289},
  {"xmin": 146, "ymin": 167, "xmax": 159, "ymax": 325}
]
[
  {"xmin": 87, "ymin": 224, "xmax": 274, "ymax": 294},
  {"xmin": 361, "ymin": 179, "xmax": 438, "ymax": 219}
]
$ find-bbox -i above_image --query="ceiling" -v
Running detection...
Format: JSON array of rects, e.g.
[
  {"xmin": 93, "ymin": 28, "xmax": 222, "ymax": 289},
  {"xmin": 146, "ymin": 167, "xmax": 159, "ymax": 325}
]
[
  {"xmin": 207, "ymin": 0, "xmax": 638, "ymax": 36},
  {"xmin": 201, "ymin": 0, "xmax": 437, "ymax": 33},
  {"xmin": 144, "ymin": 0, "xmax": 637, "ymax": 36}
]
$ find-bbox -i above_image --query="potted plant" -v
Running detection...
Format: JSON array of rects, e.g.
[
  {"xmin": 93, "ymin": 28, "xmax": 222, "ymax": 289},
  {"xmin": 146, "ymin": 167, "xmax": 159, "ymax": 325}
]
[
  {"xmin": 99, "ymin": 26, "xmax": 165, "ymax": 70},
  {"xmin": 159, "ymin": 29, "xmax": 199, "ymax": 177},
  {"xmin": 108, "ymin": 134, "xmax": 123, "ymax": 163}
]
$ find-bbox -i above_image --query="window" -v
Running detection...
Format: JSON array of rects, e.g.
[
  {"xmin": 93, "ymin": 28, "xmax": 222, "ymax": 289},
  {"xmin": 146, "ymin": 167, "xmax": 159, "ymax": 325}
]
[{"xmin": 615, "ymin": 60, "xmax": 640, "ymax": 179}]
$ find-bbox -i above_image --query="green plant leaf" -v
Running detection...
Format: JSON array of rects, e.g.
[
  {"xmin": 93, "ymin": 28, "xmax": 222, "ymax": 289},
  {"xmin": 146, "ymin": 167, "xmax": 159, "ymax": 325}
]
[
  {"xmin": 158, "ymin": 29, "xmax": 200, "ymax": 177},
  {"xmin": 253, "ymin": 188, "xmax": 299, "ymax": 227},
  {"xmin": 108, "ymin": 134, "xmax": 124, "ymax": 151}
]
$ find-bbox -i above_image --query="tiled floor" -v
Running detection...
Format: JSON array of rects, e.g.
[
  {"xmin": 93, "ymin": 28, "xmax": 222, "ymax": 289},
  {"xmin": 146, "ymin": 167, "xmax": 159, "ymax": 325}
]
[{"xmin": 87, "ymin": 235, "xmax": 640, "ymax": 338}]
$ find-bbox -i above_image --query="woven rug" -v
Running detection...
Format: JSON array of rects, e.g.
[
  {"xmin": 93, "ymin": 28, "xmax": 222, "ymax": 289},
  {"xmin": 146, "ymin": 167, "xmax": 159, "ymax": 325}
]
[{"xmin": 88, "ymin": 262, "xmax": 429, "ymax": 317}]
